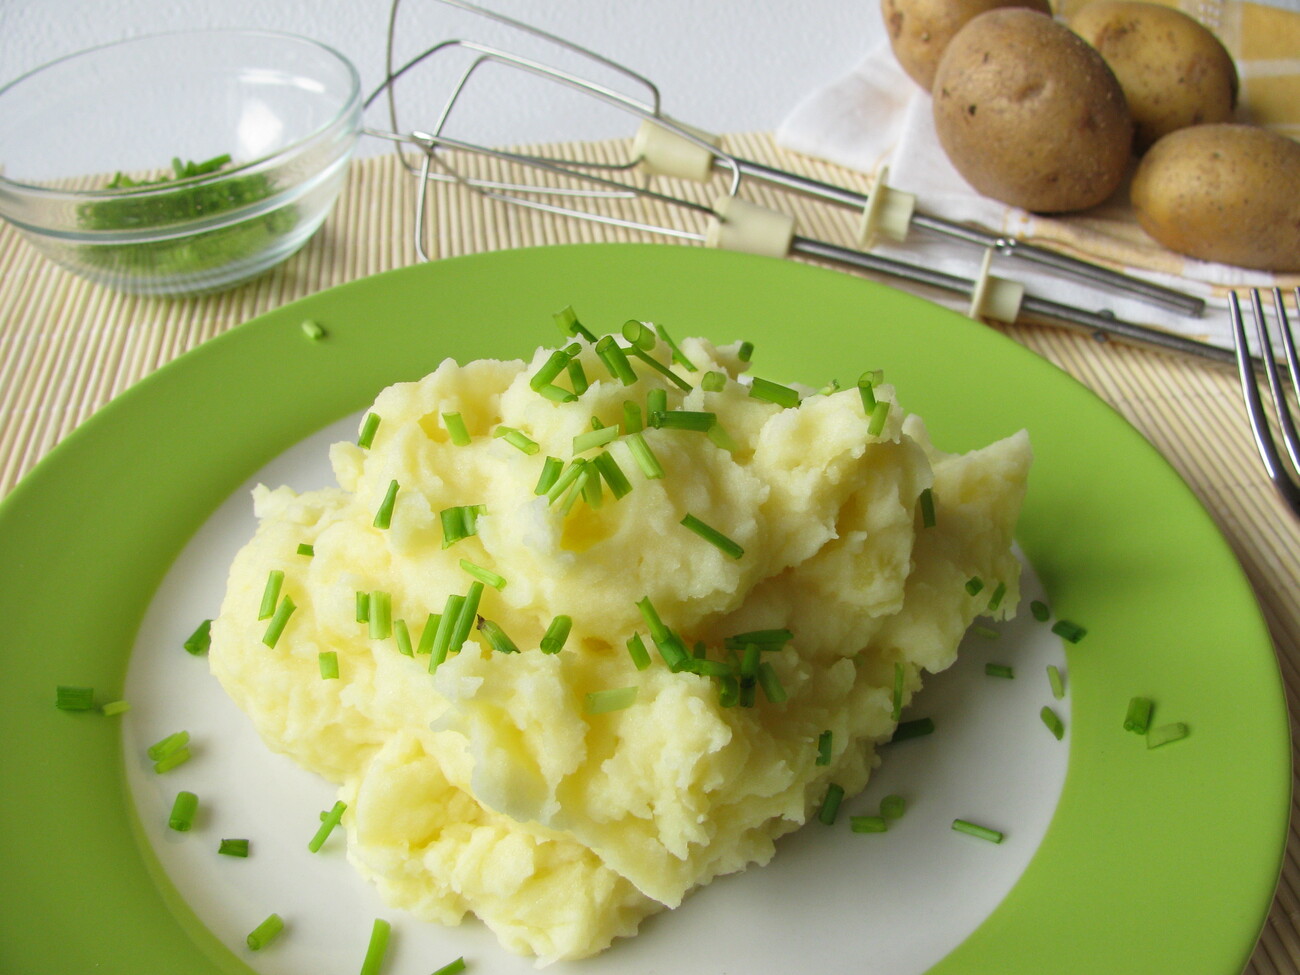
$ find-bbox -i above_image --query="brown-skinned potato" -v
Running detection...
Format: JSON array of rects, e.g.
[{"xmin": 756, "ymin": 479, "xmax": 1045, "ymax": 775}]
[
  {"xmin": 1069, "ymin": 1, "xmax": 1238, "ymax": 152},
  {"xmin": 882, "ymin": 0, "xmax": 1053, "ymax": 91},
  {"xmin": 931, "ymin": 9, "xmax": 1133, "ymax": 213},
  {"xmin": 1131, "ymin": 124, "xmax": 1300, "ymax": 272}
]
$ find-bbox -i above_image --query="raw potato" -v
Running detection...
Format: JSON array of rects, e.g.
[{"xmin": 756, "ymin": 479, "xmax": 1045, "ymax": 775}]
[
  {"xmin": 931, "ymin": 9, "xmax": 1133, "ymax": 213},
  {"xmin": 1069, "ymin": 0, "xmax": 1238, "ymax": 152},
  {"xmin": 1130, "ymin": 124, "xmax": 1300, "ymax": 272},
  {"xmin": 882, "ymin": 0, "xmax": 1052, "ymax": 91}
]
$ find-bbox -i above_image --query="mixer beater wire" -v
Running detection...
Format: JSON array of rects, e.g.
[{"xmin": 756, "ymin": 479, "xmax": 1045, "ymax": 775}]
[{"xmin": 361, "ymin": 0, "xmax": 1234, "ymax": 365}]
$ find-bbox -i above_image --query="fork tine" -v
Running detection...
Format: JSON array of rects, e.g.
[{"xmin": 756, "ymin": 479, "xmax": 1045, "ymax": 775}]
[{"xmin": 1230, "ymin": 289, "xmax": 1300, "ymax": 516}]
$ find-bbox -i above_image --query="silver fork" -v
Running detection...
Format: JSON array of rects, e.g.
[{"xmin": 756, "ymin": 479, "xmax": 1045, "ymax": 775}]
[{"xmin": 1229, "ymin": 287, "xmax": 1300, "ymax": 517}]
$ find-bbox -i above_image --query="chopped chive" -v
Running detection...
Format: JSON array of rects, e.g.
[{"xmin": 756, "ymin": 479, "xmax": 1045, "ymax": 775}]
[
  {"xmin": 748, "ymin": 376, "xmax": 800, "ymax": 408},
  {"xmin": 494, "ymin": 425, "xmax": 540, "ymax": 455},
  {"xmin": 889, "ymin": 716, "xmax": 934, "ymax": 742},
  {"xmin": 723, "ymin": 628, "xmax": 793, "ymax": 651},
  {"xmin": 737, "ymin": 340, "xmax": 754, "ymax": 362},
  {"xmin": 965, "ymin": 577, "xmax": 985, "ymax": 596},
  {"xmin": 707, "ymin": 424, "xmax": 741, "ymax": 453},
  {"xmin": 685, "ymin": 657, "xmax": 732, "ymax": 678},
  {"xmin": 368, "ymin": 591, "xmax": 392, "ymax": 640},
  {"xmin": 1031, "ymin": 599, "xmax": 1051, "ymax": 622},
  {"xmin": 447, "ymin": 582, "xmax": 484, "ymax": 660},
  {"xmin": 985, "ymin": 663, "xmax": 1014, "ymax": 679},
  {"xmin": 1124, "ymin": 696, "xmax": 1154, "ymax": 734},
  {"xmin": 308, "ymin": 800, "xmax": 346, "ymax": 853},
  {"xmin": 573, "ymin": 424, "xmax": 619, "ymax": 454},
  {"xmin": 646, "ymin": 387, "xmax": 668, "ymax": 418},
  {"xmin": 393, "ymin": 618, "xmax": 413, "ymax": 656},
  {"xmin": 680, "ymin": 513, "xmax": 744, "ymax": 559},
  {"xmin": 460, "ymin": 559, "xmax": 506, "ymax": 590},
  {"xmin": 301, "ymin": 319, "xmax": 325, "ymax": 340},
  {"xmin": 416, "ymin": 612, "xmax": 440, "ymax": 655},
  {"xmin": 1040, "ymin": 706, "xmax": 1065, "ymax": 740},
  {"xmin": 918, "ymin": 489, "xmax": 937, "ymax": 530},
  {"xmin": 148, "ymin": 730, "xmax": 190, "ymax": 761},
  {"xmin": 625, "ymin": 432, "xmax": 665, "ymax": 479},
  {"xmin": 1052, "ymin": 619, "xmax": 1088, "ymax": 643},
  {"xmin": 654, "ymin": 323, "xmax": 696, "ymax": 370},
  {"xmin": 373, "ymin": 479, "xmax": 399, "ymax": 529},
  {"xmin": 431, "ymin": 958, "xmax": 467, "ymax": 975},
  {"xmin": 850, "ymin": 815, "xmax": 888, "ymax": 833},
  {"xmin": 1047, "ymin": 664, "xmax": 1065, "ymax": 700},
  {"xmin": 355, "ymin": 591, "xmax": 370, "ymax": 623},
  {"xmin": 626, "ymin": 633, "xmax": 652, "ymax": 670},
  {"xmin": 622, "ymin": 401, "xmax": 644, "ymax": 434},
  {"xmin": 816, "ymin": 379, "xmax": 842, "ymax": 396},
  {"xmin": 891, "ymin": 661, "xmax": 904, "ymax": 721},
  {"xmin": 477, "ymin": 617, "xmax": 519, "ymax": 653},
  {"xmin": 595, "ymin": 335, "xmax": 638, "ymax": 385},
  {"xmin": 621, "ymin": 319, "xmax": 657, "ymax": 350},
  {"xmin": 973, "ymin": 624, "xmax": 999, "ymax": 640},
  {"xmin": 650, "ymin": 409, "xmax": 716, "ymax": 431},
  {"xmin": 567, "ymin": 357, "xmax": 589, "ymax": 395},
  {"xmin": 246, "ymin": 913, "xmax": 284, "ymax": 951},
  {"xmin": 534, "ymin": 456, "xmax": 564, "ymax": 495},
  {"xmin": 296, "ymin": 543, "xmax": 314, "ymax": 557},
  {"xmin": 857, "ymin": 371, "xmax": 878, "ymax": 412},
  {"xmin": 101, "ymin": 700, "xmax": 131, "ymax": 716},
  {"xmin": 816, "ymin": 730, "xmax": 833, "ymax": 766},
  {"xmin": 262, "ymin": 596, "xmax": 296, "ymax": 648},
  {"xmin": 867, "ymin": 400, "xmax": 890, "ymax": 437},
  {"xmin": 530, "ymin": 349, "xmax": 572, "ymax": 390},
  {"xmin": 55, "ymin": 685, "xmax": 95, "ymax": 711},
  {"xmin": 169, "ymin": 791, "xmax": 199, "ymax": 832},
  {"xmin": 717, "ymin": 674, "xmax": 740, "ymax": 708},
  {"xmin": 702, "ymin": 370, "xmax": 727, "ymax": 392},
  {"xmin": 442, "ymin": 411, "xmax": 471, "ymax": 446},
  {"xmin": 952, "ymin": 819, "xmax": 1003, "ymax": 843},
  {"xmin": 987, "ymin": 581, "xmax": 1008, "ymax": 612},
  {"xmin": 556, "ymin": 467, "xmax": 591, "ymax": 516},
  {"xmin": 585, "ymin": 686, "xmax": 639, "ymax": 714},
  {"xmin": 359, "ymin": 918, "xmax": 391, "ymax": 975},
  {"xmin": 319, "ymin": 651, "xmax": 340, "ymax": 679},
  {"xmin": 258, "ymin": 569, "xmax": 285, "ymax": 621},
  {"xmin": 582, "ymin": 463, "xmax": 604, "ymax": 508},
  {"xmin": 739, "ymin": 643, "xmax": 762, "ymax": 684},
  {"xmin": 1147, "ymin": 722, "xmax": 1189, "ymax": 749},
  {"xmin": 537, "ymin": 383, "xmax": 578, "ymax": 404},
  {"xmin": 540, "ymin": 615, "xmax": 572, "ymax": 654},
  {"xmin": 440, "ymin": 504, "xmax": 483, "ymax": 546},
  {"xmin": 358, "ymin": 413, "xmax": 381, "ymax": 449},
  {"xmin": 218, "ymin": 838, "xmax": 250, "ymax": 858},
  {"xmin": 183, "ymin": 619, "xmax": 212, "ymax": 655},
  {"xmin": 428, "ymin": 593, "xmax": 465, "ymax": 672},
  {"xmin": 818, "ymin": 783, "xmax": 845, "ymax": 825},
  {"xmin": 757, "ymin": 661, "xmax": 788, "ymax": 703},
  {"xmin": 554, "ymin": 305, "xmax": 597, "ymax": 342},
  {"xmin": 628, "ymin": 345, "xmax": 692, "ymax": 391},
  {"xmin": 654, "ymin": 632, "xmax": 692, "ymax": 672},
  {"xmin": 592, "ymin": 450, "xmax": 633, "ymax": 499},
  {"xmin": 880, "ymin": 794, "xmax": 907, "ymax": 819},
  {"xmin": 545, "ymin": 458, "xmax": 588, "ymax": 504},
  {"xmin": 635, "ymin": 596, "xmax": 669, "ymax": 641},
  {"xmin": 153, "ymin": 747, "xmax": 192, "ymax": 774}
]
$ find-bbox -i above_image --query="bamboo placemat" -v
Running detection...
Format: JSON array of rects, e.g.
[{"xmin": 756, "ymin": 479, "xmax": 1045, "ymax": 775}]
[{"xmin": 1, "ymin": 132, "xmax": 1297, "ymax": 972}]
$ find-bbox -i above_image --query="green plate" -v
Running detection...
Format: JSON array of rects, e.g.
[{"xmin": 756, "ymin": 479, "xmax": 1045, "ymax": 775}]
[{"xmin": 0, "ymin": 243, "xmax": 1287, "ymax": 975}]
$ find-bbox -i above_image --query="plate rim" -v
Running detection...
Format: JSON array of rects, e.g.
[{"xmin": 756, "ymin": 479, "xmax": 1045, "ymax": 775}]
[{"xmin": 0, "ymin": 242, "xmax": 1288, "ymax": 975}]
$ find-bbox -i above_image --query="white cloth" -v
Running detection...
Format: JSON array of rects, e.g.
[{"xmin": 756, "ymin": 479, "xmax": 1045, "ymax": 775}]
[{"xmin": 775, "ymin": 42, "xmax": 1287, "ymax": 349}]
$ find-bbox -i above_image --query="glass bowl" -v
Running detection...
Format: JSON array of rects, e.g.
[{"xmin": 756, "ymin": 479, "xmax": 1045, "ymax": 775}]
[{"xmin": 0, "ymin": 30, "xmax": 362, "ymax": 297}]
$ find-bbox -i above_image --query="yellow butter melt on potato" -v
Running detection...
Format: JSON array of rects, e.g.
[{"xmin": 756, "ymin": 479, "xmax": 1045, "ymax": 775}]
[{"xmin": 209, "ymin": 330, "xmax": 1031, "ymax": 964}]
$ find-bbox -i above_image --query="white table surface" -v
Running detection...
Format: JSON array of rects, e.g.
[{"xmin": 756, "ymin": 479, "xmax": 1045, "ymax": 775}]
[{"xmin": 0, "ymin": 0, "xmax": 880, "ymax": 155}]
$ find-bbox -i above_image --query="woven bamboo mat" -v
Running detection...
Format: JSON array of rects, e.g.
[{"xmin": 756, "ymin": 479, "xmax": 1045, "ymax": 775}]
[{"xmin": 1, "ymin": 131, "xmax": 1297, "ymax": 972}]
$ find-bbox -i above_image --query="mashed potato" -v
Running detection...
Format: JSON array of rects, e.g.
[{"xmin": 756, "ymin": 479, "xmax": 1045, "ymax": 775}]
[{"xmin": 209, "ymin": 324, "xmax": 1031, "ymax": 964}]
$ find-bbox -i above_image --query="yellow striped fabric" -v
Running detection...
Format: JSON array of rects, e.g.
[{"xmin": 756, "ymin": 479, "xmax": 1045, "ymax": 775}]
[{"xmin": 0, "ymin": 133, "xmax": 1297, "ymax": 972}]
